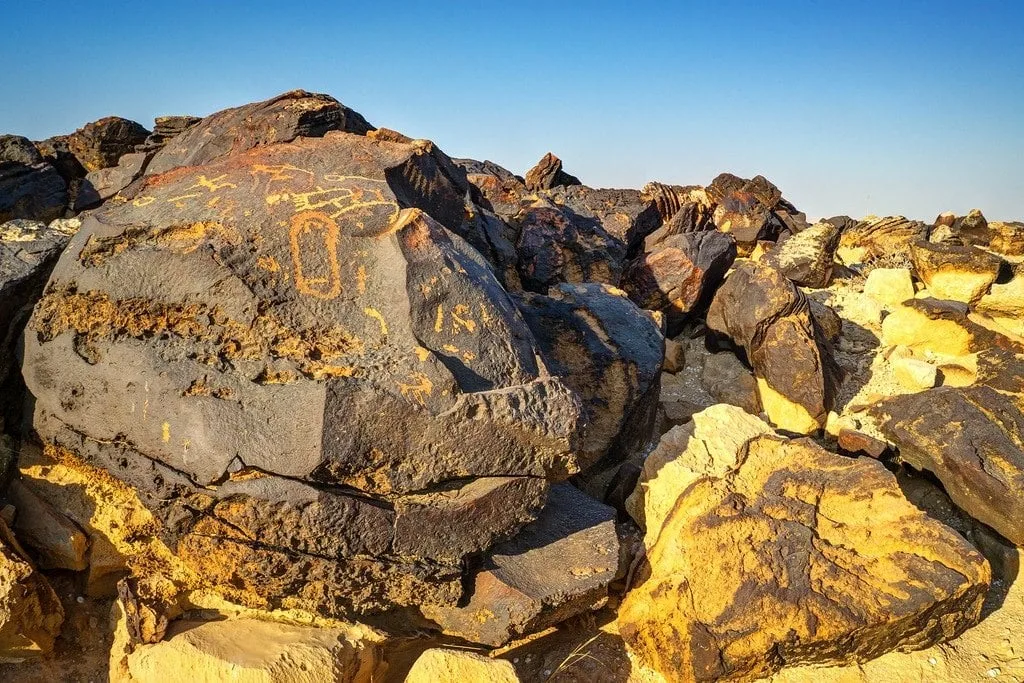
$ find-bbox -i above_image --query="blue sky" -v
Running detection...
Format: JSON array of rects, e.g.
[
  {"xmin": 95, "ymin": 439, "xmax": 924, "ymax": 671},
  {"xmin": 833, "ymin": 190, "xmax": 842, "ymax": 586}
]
[{"xmin": 2, "ymin": 0, "xmax": 1022, "ymax": 220}]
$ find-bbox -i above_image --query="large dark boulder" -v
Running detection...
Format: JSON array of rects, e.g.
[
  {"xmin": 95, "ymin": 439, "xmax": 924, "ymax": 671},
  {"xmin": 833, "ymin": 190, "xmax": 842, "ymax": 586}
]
[
  {"xmin": 0, "ymin": 136, "xmax": 67, "ymax": 224},
  {"xmin": 765, "ymin": 221, "xmax": 840, "ymax": 288},
  {"xmin": 706, "ymin": 261, "xmax": 838, "ymax": 434},
  {"xmin": 62, "ymin": 117, "xmax": 150, "ymax": 173},
  {"xmin": 516, "ymin": 283, "xmax": 664, "ymax": 476},
  {"xmin": 623, "ymin": 230, "xmax": 736, "ymax": 333},
  {"xmin": 871, "ymin": 385, "xmax": 1024, "ymax": 546},
  {"xmin": 145, "ymin": 90, "xmax": 374, "ymax": 176},
  {"xmin": 22, "ymin": 130, "xmax": 585, "ymax": 618}
]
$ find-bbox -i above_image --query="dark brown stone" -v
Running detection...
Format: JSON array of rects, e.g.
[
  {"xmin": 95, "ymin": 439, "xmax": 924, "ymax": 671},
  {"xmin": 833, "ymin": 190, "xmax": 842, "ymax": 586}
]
[{"xmin": 523, "ymin": 152, "xmax": 581, "ymax": 191}]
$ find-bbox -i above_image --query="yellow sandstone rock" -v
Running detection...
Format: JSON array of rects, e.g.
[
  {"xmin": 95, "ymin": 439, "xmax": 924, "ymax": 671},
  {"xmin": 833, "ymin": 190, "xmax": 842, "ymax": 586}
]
[
  {"xmin": 863, "ymin": 267, "xmax": 915, "ymax": 307},
  {"xmin": 891, "ymin": 357, "xmax": 938, "ymax": 390},
  {"xmin": 405, "ymin": 648, "xmax": 520, "ymax": 683}
]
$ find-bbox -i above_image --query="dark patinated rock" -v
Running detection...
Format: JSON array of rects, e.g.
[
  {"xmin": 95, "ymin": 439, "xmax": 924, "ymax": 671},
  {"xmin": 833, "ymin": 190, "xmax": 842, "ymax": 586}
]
[
  {"xmin": 62, "ymin": 117, "xmax": 150, "ymax": 173},
  {"xmin": 516, "ymin": 283, "xmax": 663, "ymax": 482},
  {"xmin": 74, "ymin": 151, "xmax": 153, "ymax": 210},
  {"xmin": 136, "ymin": 115, "xmax": 202, "ymax": 152},
  {"xmin": 523, "ymin": 152, "xmax": 581, "ymax": 191},
  {"xmin": 544, "ymin": 185, "xmax": 662, "ymax": 255},
  {"xmin": 0, "ymin": 137, "xmax": 67, "ymax": 224},
  {"xmin": 514, "ymin": 202, "xmax": 626, "ymax": 292},
  {"xmin": 1, "ymin": 219, "xmax": 77, "ymax": 432},
  {"xmin": 21, "ymin": 130, "xmax": 585, "ymax": 616},
  {"xmin": 421, "ymin": 484, "xmax": 618, "ymax": 647},
  {"xmin": 700, "ymin": 351, "xmax": 761, "ymax": 416},
  {"xmin": 871, "ymin": 385, "xmax": 1024, "ymax": 546},
  {"xmin": 641, "ymin": 182, "xmax": 714, "ymax": 227},
  {"xmin": 145, "ymin": 90, "xmax": 374, "ymax": 176},
  {"xmin": 706, "ymin": 261, "xmax": 838, "ymax": 433},
  {"xmin": 624, "ymin": 231, "xmax": 735, "ymax": 333},
  {"xmin": 765, "ymin": 221, "xmax": 840, "ymax": 288},
  {"xmin": 705, "ymin": 173, "xmax": 807, "ymax": 248}
]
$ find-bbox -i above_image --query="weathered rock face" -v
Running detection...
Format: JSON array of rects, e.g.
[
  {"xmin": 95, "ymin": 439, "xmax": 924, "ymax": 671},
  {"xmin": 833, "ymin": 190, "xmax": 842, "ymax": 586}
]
[
  {"xmin": 136, "ymin": 116, "xmax": 202, "ymax": 153},
  {"xmin": 421, "ymin": 484, "xmax": 618, "ymax": 647},
  {"xmin": 700, "ymin": 351, "xmax": 762, "ymax": 416},
  {"xmin": 0, "ymin": 136, "xmax": 67, "ymax": 224},
  {"xmin": 623, "ymin": 231, "xmax": 736, "ymax": 333},
  {"xmin": 406, "ymin": 648, "xmax": 520, "ymax": 683},
  {"xmin": 765, "ymin": 221, "xmax": 840, "ymax": 288},
  {"xmin": 544, "ymin": 185, "xmax": 662, "ymax": 254},
  {"xmin": 523, "ymin": 152, "xmax": 581, "ymax": 191},
  {"xmin": 706, "ymin": 173, "xmax": 807, "ymax": 248},
  {"xmin": 872, "ymin": 385, "xmax": 1024, "ymax": 546},
  {"xmin": 22, "ymin": 130, "xmax": 585, "ymax": 617},
  {"xmin": 63, "ymin": 117, "xmax": 150, "ymax": 173},
  {"xmin": 116, "ymin": 615, "xmax": 383, "ymax": 683},
  {"xmin": 1, "ymin": 219, "xmax": 78, "ymax": 431},
  {"xmin": 641, "ymin": 182, "xmax": 714, "ymax": 232},
  {"xmin": 837, "ymin": 215, "xmax": 929, "ymax": 264},
  {"xmin": 0, "ymin": 520, "xmax": 64, "ymax": 659},
  {"xmin": 515, "ymin": 283, "xmax": 663, "ymax": 494},
  {"xmin": 145, "ymin": 90, "xmax": 374, "ymax": 176},
  {"xmin": 909, "ymin": 239, "xmax": 1002, "ymax": 304},
  {"xmin": 514, "ymin": 202, "xmax": 626, "ymax": 292},
  {"xmin": 706, "ymin": 261, "xmax": 838, "ymax": 433},
  {"xmin": 74, "ymin": 151, "xmax": 154, "ymax": 210},
  {"xmin": 620, "ymin": 428, "xmax": 991, "ymax": 683}
]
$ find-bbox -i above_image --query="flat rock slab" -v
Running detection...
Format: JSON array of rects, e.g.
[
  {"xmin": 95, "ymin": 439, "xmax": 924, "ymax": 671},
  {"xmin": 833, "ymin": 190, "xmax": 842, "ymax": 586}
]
[
  {"xmin": 871, "ymin": 385, "xmax": 1024, "ymax": 546},
  {"xmin": 422, "ymin": 484, "xmax": 618, "ymax": 646},
  {"xmin": 620, "ymin": 434, "xmax": 990, "ymax": 682}
]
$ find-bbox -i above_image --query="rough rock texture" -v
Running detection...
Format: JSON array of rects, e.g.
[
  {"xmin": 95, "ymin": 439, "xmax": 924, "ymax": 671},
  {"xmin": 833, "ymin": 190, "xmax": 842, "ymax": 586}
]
[
  {"xmin": 641, "ymin": 182, "xmax": 714, "ymax": 232},
  {"xmin": 700, "ymin": 352, "xmax": 762, "ymax": 416},
  {"xmin": 863, "ymin": 267, "xmax": 915, "ymax": 307},
  {"xmin": 1, "ymin": 219, "xmax": 78, "ymax": 431},
  {"xmin": 116, "ymin": 616, "xmax": 383, "ymax": 682},
  {"xmin": 6, "ymin": 478, "xmax": 89, "ymax": 570},
  {"xmin": 406, "ymin": 648, "xmax": 520, "ymax": 683},
  {"xmin": 523, "ymin": 152, "xmax": 581, "ymax": 191},
  {"xmin": 872, "ymin": 385, "xmax": 1024, "ymax": 546},
  {"xmin": 909, "ymin": 239, "xmax": 1002, "ymax": 304},
  {"xmin": 145, "ymin": 90, "xmax": 374, "ymax": 176},
  {"xmin": 75, "ymin": 151, "xmax": 153, "ymax": 210},
  {"xmin": 544, "ymin": 185, "xmax": 662, "ymax": 254},
  {"xmin": 619, "ymin": 432, "xmax": 991, "ymax": 683},
  {"xmin": 705, "ymin": 173, "xmax": 807, "ymax": 249},
  {"xmin": 765, "ymin": 221, "xmax": 840, "ymax": 288},
  {"xmin": 422, "ymin": 484, "xmax": 618, "ymax": 647},
  {"xmin": 136, "ymin": 116, "xmax": 202, "ymax": 153},
  {"xmin": 514, "ymin": 202, "xmax": 626, "ymax": 292},
  {"xmin": 623, "ymin": 231, "xmax": 736, "ymax": 333},
  {"xmin": 0, "ymin": 136, "xmax": 67, "ymax": 223},
  {"xmin": 0, "ymin": 520, "xmax": 64, "ymax": 660},
  {"xmin": 837, "ymin": 215, "xmax": 929, "ymax": 264},
  {"xmin": 22, "ymin": 130, "xmax": 585, "ymax": 617},
  {"xmin": 706, "ymin": 261, "xmax": 838, "ymax": 433},
  {"xmin": 63, "ymin": 117, "xmax": 150, "ymax": 173},
  {"xmin": 515, "ymin": 283, "xmax": 663, "ymax": 474}
]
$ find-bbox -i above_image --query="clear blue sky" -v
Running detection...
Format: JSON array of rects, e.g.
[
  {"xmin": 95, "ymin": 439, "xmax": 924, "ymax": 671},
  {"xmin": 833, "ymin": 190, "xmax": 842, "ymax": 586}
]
[{"xmin": 2, "ymin": 0, "xmax": 1022, "ymax": 221}]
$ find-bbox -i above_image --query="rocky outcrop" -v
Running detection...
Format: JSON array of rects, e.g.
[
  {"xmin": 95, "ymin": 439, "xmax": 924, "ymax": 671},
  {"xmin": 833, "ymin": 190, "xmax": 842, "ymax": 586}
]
[
  {"xmin": 0, "ymin": 137, "xmax": 67, "ymax": 224},
  {"xmin": 837, "ymin": 215, "xmax": 929, "ymax": 264},
  {"xmin": 74, "ymin": 151, "xmax": 153, "ymax": 210},
  {"xmin": 63, "ymin": 117, "xmax": 150, "ymax": 173},
  {"xmin": 765, "ymin": 221, "xmax": 840, "ymax": 288},
  {"xmin": 145, "ymin": 90, "xmax": 374, "ymax": 176},
  {"xmin": 620, "ymin": 417, "xmax": 991, "ymax": 682},
  {"xmin": 623, "ymin": 230, "xmax": 736, "ymax": 333},
  {"xmin": 706, "ymin": 261, "xmax": 838, "ymax": 433},
  {"xmin": 136, "ymin": 116, "xmax": 202, "ymax": 153},
  {"xmin": 21, "ymin": 129, "xmax": 586, "ymax": 618},
  {"xmin": 421, "ymin": 484, "xmax": 618, "ymax": 646},
  {"xmin": 516, "ymin": 283, "xmax": 663, "ymax": 474},
  {"xmin": 909, "ymin": 239, "xmax": 1002, "ymax": 304},
  {"xmin": 523, "ymin": 152, "xmax": 581, "ymax": 191},
  {"xmin": 872, "ymin": 385, "xmax": 1024, "ymax": 546}
]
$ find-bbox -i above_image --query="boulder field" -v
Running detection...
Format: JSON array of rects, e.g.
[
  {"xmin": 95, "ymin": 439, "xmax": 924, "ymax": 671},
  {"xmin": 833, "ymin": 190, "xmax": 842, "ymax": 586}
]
[{"xmin": 0, "ymin": 90, "xmax": 1023, "ymax": 682}]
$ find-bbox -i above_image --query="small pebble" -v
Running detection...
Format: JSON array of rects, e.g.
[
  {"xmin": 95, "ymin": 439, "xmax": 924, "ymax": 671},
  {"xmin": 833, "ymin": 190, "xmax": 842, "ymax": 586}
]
[
  {"xmin": 76, "ymin": 596, "xmax": 85, "ymax": 604},
  {"xmin": 987, "ymin": 668, "xmax": 1000, "ymax": 678},
  {"xmin": 928, "ymin": 657, "xmax": 938, "ymax": 666}
]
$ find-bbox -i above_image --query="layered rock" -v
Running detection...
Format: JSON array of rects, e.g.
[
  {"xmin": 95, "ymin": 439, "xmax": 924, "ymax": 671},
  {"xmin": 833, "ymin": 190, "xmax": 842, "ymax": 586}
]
[
  {"xmin": 706, "ymin": 261, "xmax": 838, "ymax": 433},
  {"xmin": 706, "ymin": 173, "xmax": 807, "ymax": 248},
  {"xmin": 22, "ymin": 129, "xmax": 585, "ymax": 618},
  {"xmin": 837, "ymin": 215, "xmax": 929, "ymax": 264},
  {"xmin": 421, "ymin": 484, "xmax": 618, "ymax": 646},
  {"xmin": 871, "ymin": 385, "xmax": 1024, "ymax": 546},
  {"xmin": 620, "ymin": 414, "xmax": 991, "ymax": 682},
  {"xmin": 62, "ymin": 117, "xmax": 150, "ymax": 173}
]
